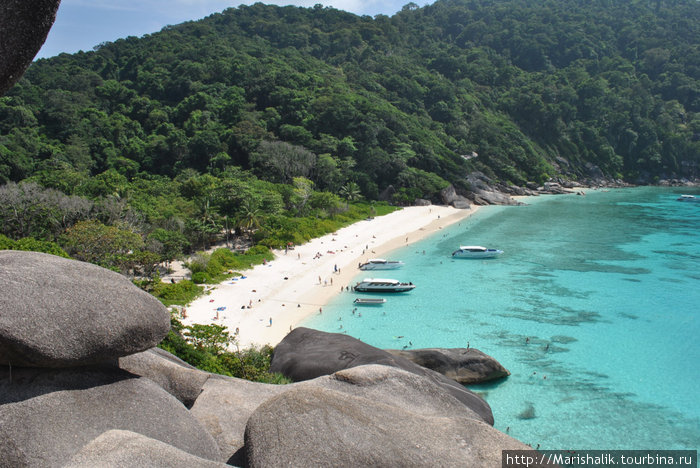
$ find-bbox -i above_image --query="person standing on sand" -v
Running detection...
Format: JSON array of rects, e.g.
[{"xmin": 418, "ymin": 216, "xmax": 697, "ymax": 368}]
[{"xmin": 269, "ymin": 317, "xmax": 272, "ymax": 327}]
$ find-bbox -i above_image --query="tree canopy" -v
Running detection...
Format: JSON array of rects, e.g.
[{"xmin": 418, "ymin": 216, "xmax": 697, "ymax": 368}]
[{"xmin": 1, "ymin": 0, "xmax": 698, "ymax": 267}]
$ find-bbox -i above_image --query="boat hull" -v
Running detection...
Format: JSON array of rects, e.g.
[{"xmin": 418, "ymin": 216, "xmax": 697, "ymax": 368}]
[
  {"xmin": 358, "ymin": 260, "xmax": 405, "ymax": 270},
  {"xmin": 354, "ymin": 285, "xmax": 415, "ymax": 292},
  {"xmin": 452, "ymin": 250, "xmax": 503, "ymax": 259},
  {"xmin": 452, "ymin": 246, "xmax": 503, "ymax": 259},
  {"xmin": 353, "ymin": 298, "xmax": 387, "ymax": 305},
  {"xmin": 354, "ymin": 278, "xmax": 415, "ymax": 293},
  {"xmin": 359, "ymin": 264, "xmax": 404, "ymax": 270}
]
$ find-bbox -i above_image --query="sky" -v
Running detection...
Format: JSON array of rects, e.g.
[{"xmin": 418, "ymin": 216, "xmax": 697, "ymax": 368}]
[{"xmin": 36, "ymin": 0, "xmax": 422, "ymax": 59}]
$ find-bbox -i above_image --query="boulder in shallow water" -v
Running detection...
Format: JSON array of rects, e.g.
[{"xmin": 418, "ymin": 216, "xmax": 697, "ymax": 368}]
[
  {"xmin": 270, "ymin": 327, "xmax": 493, "ymax": 424},
  {"xmin": 0, "ymin": 251, "xmax": 170, "ymax": 367},
  {"xmin": 385, "ymin": 347, "xmax": 510, "ymax": 384},
  {"xmin": 0, "ymin": 366, "xmax": 221, "ymax": 467},
  {"xmin": 64, "ymin": 430, "xmax": 228, "ymax": 468}
]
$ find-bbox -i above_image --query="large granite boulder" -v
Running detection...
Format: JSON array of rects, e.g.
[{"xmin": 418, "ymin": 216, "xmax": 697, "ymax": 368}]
[
  {"xmin": 0, "ymin": 366, "xmax": 221, "ymax": 467},
  {"xmin": 466, "ymin": 172, "xmax": 521, "ymax": 205},
  {"xmin": 64, "ymin": 430, "xmax": 228, "ymax": 468},
  {"xmin": 385, "ymin": 347, "xmax": 510, "ymax": 384},
  {"xmin": 301, "ymin": 364, "xmax": 485, "ymax": 421},
  {"xmin": 270, "ymin": 327, "xmax": 494, "ymax": 424},
  {"xmin": 118, "ymin": 347, "xmax": 211, "ymax": 408},
  {"xmin": 440, "ymin": 184, "xmax": 472, "ymax": 209},
  {"xmin": 0, "ymin": 0, "xmax": 61, "ymax": 96},
  {"xmin": 0, "ymin": 251, "xmax": 170, "ymax": 367},
  {"xmin": 245, "ymin": 365, "xmax": 530, "ymax": 467},
  {"xmin": 190, "ymin": 375, "xmax": 288, "ymax": 466}
]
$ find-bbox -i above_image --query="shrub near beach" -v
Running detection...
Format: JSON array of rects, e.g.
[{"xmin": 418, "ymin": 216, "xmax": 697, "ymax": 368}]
[
  {"xmin": 185, "ymin": 245, "xmax": 272, "ymax": 284},
  {"xmin": 158, "ymin": 314, "xmax": 290, "ymax": 384}
]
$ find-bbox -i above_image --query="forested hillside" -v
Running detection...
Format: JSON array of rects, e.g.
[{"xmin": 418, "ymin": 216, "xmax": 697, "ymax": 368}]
[{"xmin": 1, "ymin": 0, "xmax": 698, "ymax": 269}]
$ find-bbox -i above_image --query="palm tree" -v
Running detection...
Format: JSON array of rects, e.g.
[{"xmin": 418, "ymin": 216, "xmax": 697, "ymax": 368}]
[
  {"xmin": 238, "ymin": 200, "xmax": 261, "ymax": 234},
  {"xmin": 339, "ymin": 181, "xmax": 362, "ymax": 202}
]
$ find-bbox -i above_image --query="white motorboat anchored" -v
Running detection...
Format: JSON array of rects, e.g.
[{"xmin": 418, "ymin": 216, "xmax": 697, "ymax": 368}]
[
  {"xmin": 358, "ymin": 258, "xmax": 405, "ymax": 270},
  {"xmin": 353, "ymin": 278, "xmax": 416, "ymax": 293},
  {"xmin": 353, "ymin": 298, "xmax": 387, "ymax": 305},
  {"xmin": 677, "ymin": 194, "xmax": 699, "ymax": 203},
  {"xmin": 452, "ymin": 245, "xmax": 503, "ymax": 259}
]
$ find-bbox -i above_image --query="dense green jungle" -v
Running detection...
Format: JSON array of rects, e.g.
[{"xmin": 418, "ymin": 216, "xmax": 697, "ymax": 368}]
[{"xmin": 1, "ymin": 0, "xmax": 699, "ymax": 273}]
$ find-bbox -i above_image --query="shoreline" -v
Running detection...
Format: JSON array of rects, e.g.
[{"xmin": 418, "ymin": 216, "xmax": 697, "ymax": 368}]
[{"xmin": 180, "ymin": 204, "xmax": 481, "ymax": 348}]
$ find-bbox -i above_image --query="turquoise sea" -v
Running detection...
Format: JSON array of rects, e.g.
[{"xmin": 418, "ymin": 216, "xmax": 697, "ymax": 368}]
[{"xmin": 301, "ymin": 187, "xmax": 700, "ymax": 450}]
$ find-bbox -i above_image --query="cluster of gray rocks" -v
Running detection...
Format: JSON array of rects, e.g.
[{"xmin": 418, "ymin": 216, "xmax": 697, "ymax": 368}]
[{"xmin": 1, "ymin": 250, "xmax": 532, "ymax": 467}]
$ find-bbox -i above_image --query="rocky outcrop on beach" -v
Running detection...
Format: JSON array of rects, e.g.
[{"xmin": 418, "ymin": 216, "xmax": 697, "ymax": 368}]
[
  {"xmin": 385, "ymin": 347, "xmax": 511, "ymax": 384},
  {"xmin": 440, "ymin": 185, "xmax": 473, "ymax": 208},
  {"xmin": 0, "ymin": 250, "xmax": 531, "ymax": 466},
  {"xmin": 465, "ymin": 172, "xmax": 527, "ymax": 205},
  {"xmin": 460, "ymin": 171, "xmax": 633, "ymax": 207}
]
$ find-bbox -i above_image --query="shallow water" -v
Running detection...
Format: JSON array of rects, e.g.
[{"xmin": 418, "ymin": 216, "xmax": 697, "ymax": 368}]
[{"xmin": 302, "ymin": 187, "xmax": 700, "ymax": 450}]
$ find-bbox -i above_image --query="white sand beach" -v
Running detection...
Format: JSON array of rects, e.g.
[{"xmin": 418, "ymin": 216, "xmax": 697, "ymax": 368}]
[{"xmin": 180, "ymin": 204, "xmax": 480, "ymax": 349}]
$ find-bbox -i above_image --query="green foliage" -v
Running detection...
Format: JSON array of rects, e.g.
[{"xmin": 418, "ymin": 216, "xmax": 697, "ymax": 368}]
[
  {"xmin": 256, "ymin": 201, "xmax": 397, "ymax": 248},
  {"xmin": 151, "ymin": 279, "xmax": 203, "ymax": 306},
  {"xmin": 158, "ymin": 315, "xmax": 291, "ymax": 383},
  {"xmin": 59, "ymin": 219, "xmax": 145, "ymax": 271},
  {"xmin": 6, "ymin": 0, "xmax": 696, "ymax": 196},
  {"xmin": 157, "ymin": 318, "xmax": 230, "ymax": 375},
  {"xmin": 395, "ymin": 167, "xmax": 450, "ymax": 203},
  {"xmin": 0, "ymin": 0, "xmax": 697, "ymax": 274},
  {"xmin": 183, "ymin": 246, "xmax": 272, "ymax": 284},
  {"xmin": 146, "ymin": 228, "xmax": 189, "ymax": 263},
  {"xmin": 184, "ymin": 323, "xmax": 232, "ymax": 354},
  {"xmin": 191, "ymin": 271, "xmax": 209, "ymax": 284},
  {"xmin": 0, "ymin": 234, "xmax": 70, "ymax": 257},
  {"xmin": 0, "ymin": 181, "xmax": 93, "ymax": 240}
]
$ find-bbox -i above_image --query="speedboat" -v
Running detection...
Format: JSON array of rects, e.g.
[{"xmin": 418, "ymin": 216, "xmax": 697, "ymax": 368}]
[
  {"xmin": 358, "ymin": 258, "xmax": 405, "ymax": 270},
  {"xmin": 452, "ymin": 245, "xmax": 503, "ymax": 259},
  {"xmin": 677, "ymin": 194, "xmax": 699, "ymax": 203},
  {"xmin": 353, "ymin": 298, "xmax": 387, "ymax": 305},
  {"xmin": 353, "ymin": 278, "xmax": 415, "ymax": 293}
]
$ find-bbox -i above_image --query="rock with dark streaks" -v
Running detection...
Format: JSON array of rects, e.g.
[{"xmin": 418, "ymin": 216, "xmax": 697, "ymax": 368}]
[
  {"xmin": 270, "ymin": 327, "xmax": 494, "ymax": 424},
  {"xmin": 385, "ymin": 347, "xmax": 510, "ymax": 384}
]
